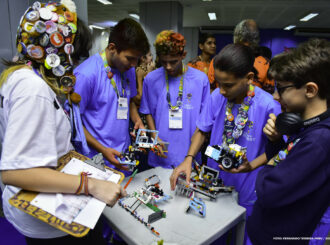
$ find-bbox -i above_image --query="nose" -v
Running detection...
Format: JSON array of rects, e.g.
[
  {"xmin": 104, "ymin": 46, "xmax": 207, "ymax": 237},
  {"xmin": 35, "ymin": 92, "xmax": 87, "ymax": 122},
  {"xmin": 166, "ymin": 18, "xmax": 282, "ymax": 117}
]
[{"xmin": 165, "ymin": 63, "xmax": 172, "ymax": 71}]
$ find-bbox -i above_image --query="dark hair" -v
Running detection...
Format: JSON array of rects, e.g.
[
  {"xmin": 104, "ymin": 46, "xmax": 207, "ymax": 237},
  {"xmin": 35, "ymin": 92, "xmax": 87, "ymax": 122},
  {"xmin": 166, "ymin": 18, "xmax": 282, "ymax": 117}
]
[
  {"xmin": 109, "ymin": 18, "xmax": 150, "ymax": 55},
  {"xmin": 268, "ymin": 38, "xmax": 330, "ymax": 100},
  {"xmin": 213, "ymin": 43, "xmax": 255, "ymax": 78},
  {"xmin": 255, "ymin": 46, "xmax": 272, "ymax": 60},
  {"xmin": 71, "ymin": 18, "xmax": 93, "ymax": 63},
  {"xmin": 199, "ymin": 33, "xmax": 215, "ymax": 45},
  {"xmin": 233, "ymin": 19, "xmax": 259, "ymax": 47}
]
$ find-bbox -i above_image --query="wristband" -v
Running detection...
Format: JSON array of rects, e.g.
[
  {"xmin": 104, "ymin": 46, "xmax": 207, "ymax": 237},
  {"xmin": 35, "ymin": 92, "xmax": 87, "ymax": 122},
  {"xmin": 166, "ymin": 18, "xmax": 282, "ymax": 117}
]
[{"xmin": 185, "ymin": 155, "xmax": 195, "ymax": 160}]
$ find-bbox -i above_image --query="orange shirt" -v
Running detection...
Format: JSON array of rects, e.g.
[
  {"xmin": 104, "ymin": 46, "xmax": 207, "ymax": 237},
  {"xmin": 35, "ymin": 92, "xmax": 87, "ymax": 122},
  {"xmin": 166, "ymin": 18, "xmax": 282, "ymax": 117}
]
[{"xmin": 188, "ymin": 57, "xmax": 210, "ymax": 75}]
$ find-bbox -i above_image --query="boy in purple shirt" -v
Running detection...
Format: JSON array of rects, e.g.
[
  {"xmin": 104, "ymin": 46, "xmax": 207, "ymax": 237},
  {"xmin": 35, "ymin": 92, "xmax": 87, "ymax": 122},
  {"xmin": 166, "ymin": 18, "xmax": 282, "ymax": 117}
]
[
  {"xmin": 247, "ymin": 39, "xmax": 330, "ymax": 245},
  {"xmin": 170, "ymin": 44, "xmax": 281, "ymax": 244},
  {"xmin": 74, "ymin": 19, "xmax": 149, "ymax": 170},
  {"xmin": 139, "ymin": 30, "xmax": 210, "ymax": 168}
]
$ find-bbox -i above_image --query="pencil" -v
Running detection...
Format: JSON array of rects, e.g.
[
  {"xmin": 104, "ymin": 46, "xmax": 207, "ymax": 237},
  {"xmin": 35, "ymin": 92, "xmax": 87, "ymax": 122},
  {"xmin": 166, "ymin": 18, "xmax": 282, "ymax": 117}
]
[{"xmin": 124, "ymin": 169, "xmax": 138, "ymax": 190}]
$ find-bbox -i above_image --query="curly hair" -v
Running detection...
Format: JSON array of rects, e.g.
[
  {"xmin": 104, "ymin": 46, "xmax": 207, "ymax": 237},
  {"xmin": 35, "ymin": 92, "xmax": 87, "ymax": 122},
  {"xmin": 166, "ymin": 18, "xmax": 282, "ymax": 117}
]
[
  {"xmin": 268, "ymin": 38, "xmax": 330, "ymax": 100},
  {"xmin": 154, "ymin": 30, "xmax": 186, "ymax": 56},
  {"xmin": 233, "ymin": 19, "xmax": 259, "ymax": 47}
]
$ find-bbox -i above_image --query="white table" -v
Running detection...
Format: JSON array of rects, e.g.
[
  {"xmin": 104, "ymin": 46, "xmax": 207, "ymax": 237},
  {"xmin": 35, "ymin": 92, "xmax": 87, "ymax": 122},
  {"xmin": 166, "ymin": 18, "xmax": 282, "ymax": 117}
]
[{"xmin": 103, "ymin": 167, "xmax": 246, "ymax": 245}]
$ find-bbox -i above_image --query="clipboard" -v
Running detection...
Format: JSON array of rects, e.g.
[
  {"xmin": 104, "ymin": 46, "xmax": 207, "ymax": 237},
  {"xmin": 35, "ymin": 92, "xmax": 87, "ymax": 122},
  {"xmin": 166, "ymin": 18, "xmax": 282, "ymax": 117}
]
[{"xmin": 9, "ymin": 150, "xmax": 125, "ymax": 237}]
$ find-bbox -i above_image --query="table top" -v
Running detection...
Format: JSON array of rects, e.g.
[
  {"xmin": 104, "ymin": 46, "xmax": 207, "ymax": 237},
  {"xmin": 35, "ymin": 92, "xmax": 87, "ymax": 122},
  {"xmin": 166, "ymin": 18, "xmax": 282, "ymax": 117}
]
[{"xmin": 103, "ymin": 167, "xmax": 246, "ymax": 245}]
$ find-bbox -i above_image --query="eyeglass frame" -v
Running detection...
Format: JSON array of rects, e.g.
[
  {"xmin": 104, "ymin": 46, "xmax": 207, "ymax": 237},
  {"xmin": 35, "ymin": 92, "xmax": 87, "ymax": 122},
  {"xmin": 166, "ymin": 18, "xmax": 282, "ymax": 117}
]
[{"xmin": 276, "ymin": 85, "xmax": 296, "ymax": 96}]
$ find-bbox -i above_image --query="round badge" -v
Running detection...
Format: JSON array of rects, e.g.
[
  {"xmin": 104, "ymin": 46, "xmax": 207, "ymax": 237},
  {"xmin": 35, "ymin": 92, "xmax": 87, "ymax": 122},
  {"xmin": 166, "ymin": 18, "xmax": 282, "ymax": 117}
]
[
  {"xmin": 45, "ymin": 3, "xmax": 56, "ymax": 12},
  {"xmin": 51, "ymin": 12, "xmax": 59, "ymax": 22},
  {"xmin": 49, "ymin": 32, "xmax": 64, "ymax": 48},
  {"xmin": 28, "ymin": 45, "xmax": 44, "ymax": 59},
  {"xmin": 64, "ymin": 43, "xmax": 74, "ymax": 55},
  {"xmin": 34, "ymin": 20, "xmax": 46, "ymax": 33},
  {"xmin": 39, "ymin": 33, "xmax": 49, "ymax": 47},
  {"xmin": 17, "ymin": 42, "xmax": 27, "ymax": 55},
  {"xmin": 45, "ymin": 20, "xmax": 57, "ymax": 34},
  {"xmin": 21, "ymin": 32, "xmax": 29, "ymax": 44},
  {"xmin": 58, "ymin": 24, "xmax": 71, "ymax": 37},
  {"xmin": 32, "ymin": 1, "xmax": 41, "ymax": 10},
  {"xmin": 45, "ymin": 53, "xmax": 60, "ymax": 68},
  {"xmin": 227, "ymin": 114, "xmax": 234, "ymax": 122},
  {"xmin": 52, "ymin": 65, "xmax": 66, "ymax": 77},
  {"xmin": 58, "ymin": 15, "xmax": 66, "ymax": 24},
  {"xmin": 64, "ymin": 11, "xmax": 74, "ymax": 22},
  {"xmin": 60, "ymin": 76, "xmax": 74, "ymax": 87},
  {"xmin": 39, "ymin": 7, "xmax": 53, "ymax": 20},
  {"xmin": 45, "ymin": 46, "xmax": 58, "ymax": 54},
  {"xmin": 26, "ymin": 10, "xmax": 40, "ymax": 22},
  {"xmin": 67, "ymin": 23, "xmax": 77, "ymax": 34},
  {"xmin": 24, "ymin": 22, "xmax": 35, "ymax": 33}
]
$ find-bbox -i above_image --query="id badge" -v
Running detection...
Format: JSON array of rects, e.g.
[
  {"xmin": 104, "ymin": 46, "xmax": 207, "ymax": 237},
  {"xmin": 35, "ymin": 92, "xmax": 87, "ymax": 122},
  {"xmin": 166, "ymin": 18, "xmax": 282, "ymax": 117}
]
[
  {"xmin": 117, "ymin": 97, "xmax": 128, "ymax": 120},
  {"xmin": 169, "ymin": 109, "xmax": 182, "ymax": 129}
]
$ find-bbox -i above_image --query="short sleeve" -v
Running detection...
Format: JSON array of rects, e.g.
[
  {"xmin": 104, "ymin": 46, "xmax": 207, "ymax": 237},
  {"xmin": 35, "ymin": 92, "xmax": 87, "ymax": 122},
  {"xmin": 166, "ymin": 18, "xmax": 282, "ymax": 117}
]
[{"xmin": 1, "ymin": 95, "xmax": 59, "ymax": 170}]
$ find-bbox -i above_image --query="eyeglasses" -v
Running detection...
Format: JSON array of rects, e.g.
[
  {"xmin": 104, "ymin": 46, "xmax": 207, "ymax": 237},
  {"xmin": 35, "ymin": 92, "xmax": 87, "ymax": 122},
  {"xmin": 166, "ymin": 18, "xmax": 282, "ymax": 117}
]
[{"xmin": 276, "ymin": 85, "xmax": 295, "ymax": 95}]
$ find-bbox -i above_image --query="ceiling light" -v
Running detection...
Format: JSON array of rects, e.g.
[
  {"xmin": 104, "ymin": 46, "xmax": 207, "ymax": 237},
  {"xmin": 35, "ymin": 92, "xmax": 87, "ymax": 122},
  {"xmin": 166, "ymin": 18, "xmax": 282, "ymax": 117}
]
[
  {"xmin": 208, "ymin": 13, "xmax": 217, "ymax": 21},
  {"xmin": 284, "ymin": 25, "xmax": 296, "ymax": 31},
  {"xmin": 89, "ymin": 25, "xmax": 105, "ymax": 30},
  {"xmin": 129, "ymin": 14, "xmax": 140, "ymax": 20},
  {"xmin": 202, "ymin": 0, "xmax": 213, "ymax": 1},
  {"xmin": 300, "ymin": 13, "xmax": 319, "ymax": 22},
  {"xmin": 97, "ymin": 0, "xmax": 112, "ymax": 5}
]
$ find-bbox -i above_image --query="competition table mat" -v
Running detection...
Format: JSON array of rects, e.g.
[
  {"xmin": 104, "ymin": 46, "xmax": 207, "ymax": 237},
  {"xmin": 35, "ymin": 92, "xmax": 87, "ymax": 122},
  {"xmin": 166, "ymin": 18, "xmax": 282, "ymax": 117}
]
[{"xmin": 103, "ymin": 167, "xmax": 246, "ymax": 245}]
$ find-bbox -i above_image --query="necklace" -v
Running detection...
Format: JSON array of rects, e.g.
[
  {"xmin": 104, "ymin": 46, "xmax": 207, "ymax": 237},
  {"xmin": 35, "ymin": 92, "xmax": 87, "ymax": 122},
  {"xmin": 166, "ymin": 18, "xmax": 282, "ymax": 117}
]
[
  {"xmin": 165, "ymin": 64, "xmax": 186, "ymax": 110},
  {"xmin": 222, "ymin": 84, "xmax": 255, "ymax": 145},
  {"xmin": 273, "ymin": 138, "xmax": 300, "ymax": 166},
  {"xmin": 100, "ymin": 50, "xmax": 127, "ymax": 97}
]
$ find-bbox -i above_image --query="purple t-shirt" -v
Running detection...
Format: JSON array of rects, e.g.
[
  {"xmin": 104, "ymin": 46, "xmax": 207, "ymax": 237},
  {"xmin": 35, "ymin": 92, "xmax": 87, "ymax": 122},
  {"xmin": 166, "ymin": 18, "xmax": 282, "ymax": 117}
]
[
  {"xmin": 196, "ymin": 87, "xmax": 281, "ymax": 206},
  {"xmin": 74, "ymin": 53, "xmax": 137, "ymax": 158},
  {"xmin": 140, "ymin": 67, "xmax": 210, "ymax": 168}
]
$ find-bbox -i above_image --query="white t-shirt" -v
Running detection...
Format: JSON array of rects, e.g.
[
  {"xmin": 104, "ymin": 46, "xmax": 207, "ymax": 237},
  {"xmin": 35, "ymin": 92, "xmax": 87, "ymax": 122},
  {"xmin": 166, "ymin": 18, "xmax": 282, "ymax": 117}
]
[{"xmin": 0, "ymin": 68, "xmax": 73, "ymax": 238}]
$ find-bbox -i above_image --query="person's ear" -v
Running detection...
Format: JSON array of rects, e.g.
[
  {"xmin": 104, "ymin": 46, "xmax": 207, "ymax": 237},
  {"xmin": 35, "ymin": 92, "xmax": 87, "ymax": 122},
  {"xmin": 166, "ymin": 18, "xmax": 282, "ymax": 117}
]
[
  {"xmin": 198, "ymin": 43, "xmax": 204, "ymax": 51},
  {"xmin": 246, "ymin": 72, "xmax": 254, "ymax": 85},
  {"xmin": 305, "ymin": 82, "xmax": 319, "ymax": 99},
  {"xmin": 107, "ymin": 43, "xmax": 117, "ymax": 53}
]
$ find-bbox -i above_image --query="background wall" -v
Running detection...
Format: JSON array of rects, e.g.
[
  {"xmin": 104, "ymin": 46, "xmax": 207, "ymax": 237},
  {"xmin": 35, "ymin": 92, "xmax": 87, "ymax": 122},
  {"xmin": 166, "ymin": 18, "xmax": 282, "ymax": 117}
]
[{"xmin": 209, "ymin": 29, "xmax": 328, "ymax": 59}]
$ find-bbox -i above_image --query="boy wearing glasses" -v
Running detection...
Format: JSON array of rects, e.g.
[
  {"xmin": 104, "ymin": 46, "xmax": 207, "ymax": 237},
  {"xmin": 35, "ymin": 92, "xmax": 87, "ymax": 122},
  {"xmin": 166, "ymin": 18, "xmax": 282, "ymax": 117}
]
[{"xmin": 248, "ymin": 39, "xmax": 330, "ymax": 244}]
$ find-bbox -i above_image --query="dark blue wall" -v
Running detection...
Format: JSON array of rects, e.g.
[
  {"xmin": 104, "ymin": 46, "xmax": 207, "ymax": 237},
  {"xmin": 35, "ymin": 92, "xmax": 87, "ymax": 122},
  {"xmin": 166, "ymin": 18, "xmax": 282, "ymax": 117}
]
[{"xmin": 210, "ymin": 29, "xmax": 327, "ymax": 58}]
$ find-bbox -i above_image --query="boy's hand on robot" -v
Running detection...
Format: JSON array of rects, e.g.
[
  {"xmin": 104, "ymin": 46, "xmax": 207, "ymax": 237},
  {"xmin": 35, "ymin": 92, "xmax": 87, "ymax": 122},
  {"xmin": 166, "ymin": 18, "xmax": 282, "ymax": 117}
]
[
  {"xmin": 218, "ymin": 154, "xmax": 252, "ymax": 173},
  {"xmin": 103, "ymin": 147, "xmax": 129, "ymax": 171},
  {"xmin": 170, "ymin": 158, "xmax": 192, "ymax": 191}
]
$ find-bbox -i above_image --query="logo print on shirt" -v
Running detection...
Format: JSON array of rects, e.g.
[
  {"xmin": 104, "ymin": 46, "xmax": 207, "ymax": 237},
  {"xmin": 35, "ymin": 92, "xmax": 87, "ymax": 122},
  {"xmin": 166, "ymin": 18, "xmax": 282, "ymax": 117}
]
[{"xmin": 184, "ymin": 93, "xmax": 194, "ymax": 110}]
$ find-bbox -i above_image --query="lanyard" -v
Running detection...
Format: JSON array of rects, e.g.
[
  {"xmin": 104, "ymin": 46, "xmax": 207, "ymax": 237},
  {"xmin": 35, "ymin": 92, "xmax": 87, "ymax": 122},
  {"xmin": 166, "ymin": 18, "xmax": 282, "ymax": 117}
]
[
  {"xmin": 165, "ymin": 65, "xmax": 185, "ymax": 110},
  {"xmin": 100, "ymin": 50, "xmax": 127, "ymax": 98}
]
